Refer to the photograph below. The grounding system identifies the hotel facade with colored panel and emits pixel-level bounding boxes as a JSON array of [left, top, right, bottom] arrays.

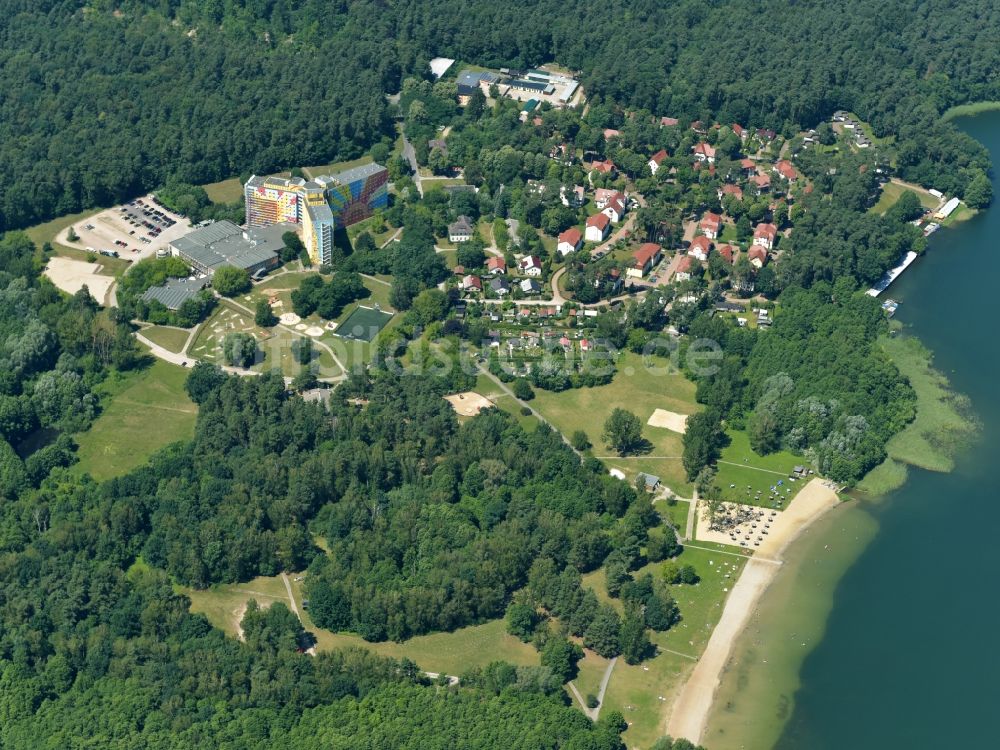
[[244, 163, 388, 265]]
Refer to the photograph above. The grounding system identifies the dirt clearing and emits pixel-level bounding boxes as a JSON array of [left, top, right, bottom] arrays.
[[647, 408, 689, 433], [444, 391, 494, 416]]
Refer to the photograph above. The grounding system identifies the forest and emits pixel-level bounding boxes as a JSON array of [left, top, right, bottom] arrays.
[[0, 227, 645, 748], [1, 0, 998, 233]]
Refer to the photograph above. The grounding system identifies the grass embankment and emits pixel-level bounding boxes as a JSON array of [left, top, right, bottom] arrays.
[[303, 155, 373, 180], [857, 334, 977, 495], [941, 101, 1000, 122], [74, 359, 197, 481], [140, 325, 190, 354], [201, 177, 244, 204], [531, 351, 699, 495]]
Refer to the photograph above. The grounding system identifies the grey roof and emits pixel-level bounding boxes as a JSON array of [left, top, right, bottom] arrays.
[[140, 276, 209, 310], [306, 202, 334, 223], [170, 220, 286, 272], [637, 472, 660, 488], [328, 161, 387, 186], [449, 215, 474, 235], [490, 277, 510, 291], [457, 70, 499, 90], [246, 174, 305, 190]]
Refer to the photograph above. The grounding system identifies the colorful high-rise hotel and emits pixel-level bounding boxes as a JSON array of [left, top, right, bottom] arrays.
[[244, 163, 388, 265]]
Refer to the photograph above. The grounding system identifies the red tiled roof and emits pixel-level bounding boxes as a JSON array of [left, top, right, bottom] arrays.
[[700, 212, 722, 231], [754, 223, 778, 241], [650, 149, 668, 164], [487, 257, 506, 271], [676, 255, 694, 272], [660, 116, 679, 126], [559, 227, 582, 246], [721, 184, 743, 199], [587, 213, 610, 229], [748, 246, 768, 263], [690, 236, 713, 256], [693, 143, 716, 158], [717, 244, 736, 263], [633, 242, 661, 267], [741, 158, 756, 169]]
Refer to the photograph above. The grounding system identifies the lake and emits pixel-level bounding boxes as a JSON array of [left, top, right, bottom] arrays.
[[705, 111, 1000, 749]]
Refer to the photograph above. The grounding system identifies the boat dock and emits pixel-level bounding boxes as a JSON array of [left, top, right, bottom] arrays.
[[867, 251, 918, 297]]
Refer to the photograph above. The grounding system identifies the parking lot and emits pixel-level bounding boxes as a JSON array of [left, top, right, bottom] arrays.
[[56, 194, 193, 265]]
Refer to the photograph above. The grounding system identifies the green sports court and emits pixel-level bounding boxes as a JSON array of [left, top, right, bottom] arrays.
[[335, 306, 393, 341]]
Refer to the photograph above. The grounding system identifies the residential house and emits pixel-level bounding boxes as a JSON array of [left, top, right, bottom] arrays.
[[594, 188, 615, 208], [740, 158, 756, 176], [756, 128, 777, 142], [716, 244, 737, 264], [751, 173, 772, 193], [518, 255, 542, 277], [453, 265, 465, 276], [603, 128, 621, 140], [461, 274, 483, 292], [580, 338, 592, 352], [448, 215, 474, 243], [748, 245, 768, 269], [601, 193, 627, 223], [775, 160, 797, 182], [692, 143, 716, 163], [732, 123, 748, 141], [688, 236, 712, 262], [628, 242, 663, 278], [660, 116, 679, 127], [561, 184, 586, 207], [589, 159, 616, 176], [699, 212, 722, 240], [486, 256, 507, 274], [557, 227, 583, 256], [490, 277, 511, 296], [585, 213, 611, 242], [719, 183, 744, 201], [674, 255, 694, 282], [520, 278, 542, 294], [428, 139, 448, 155], [753, 223, 778, 250], [648, 149, 668, 175]]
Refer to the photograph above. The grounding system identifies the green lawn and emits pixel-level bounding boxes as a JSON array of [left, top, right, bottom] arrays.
[[141, 325, 190, 353], [713, 429, 808, 507], [185, 573, 539, 676], [870, 181, 939, 215], [600, 545, 749, 747], [201, 177, 244, 204], [74, 359, 197, 481], [531, 351, 699, 495], [24, 207, 102, 247]]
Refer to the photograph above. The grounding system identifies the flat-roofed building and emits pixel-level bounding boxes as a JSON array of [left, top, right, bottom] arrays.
[[169, 220, 285, 276]]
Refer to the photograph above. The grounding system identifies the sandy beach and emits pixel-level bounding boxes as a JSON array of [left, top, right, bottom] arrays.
[[665, 478, 841, 744]]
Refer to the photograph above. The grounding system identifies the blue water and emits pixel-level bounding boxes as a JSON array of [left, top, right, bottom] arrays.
[[775, 112, 1000, 749]]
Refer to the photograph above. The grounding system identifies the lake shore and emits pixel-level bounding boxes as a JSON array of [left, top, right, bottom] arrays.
[[665, 479, 841, 744]]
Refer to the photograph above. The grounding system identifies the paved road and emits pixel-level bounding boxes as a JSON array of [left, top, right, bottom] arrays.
[[401, 132, 424, 197]]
